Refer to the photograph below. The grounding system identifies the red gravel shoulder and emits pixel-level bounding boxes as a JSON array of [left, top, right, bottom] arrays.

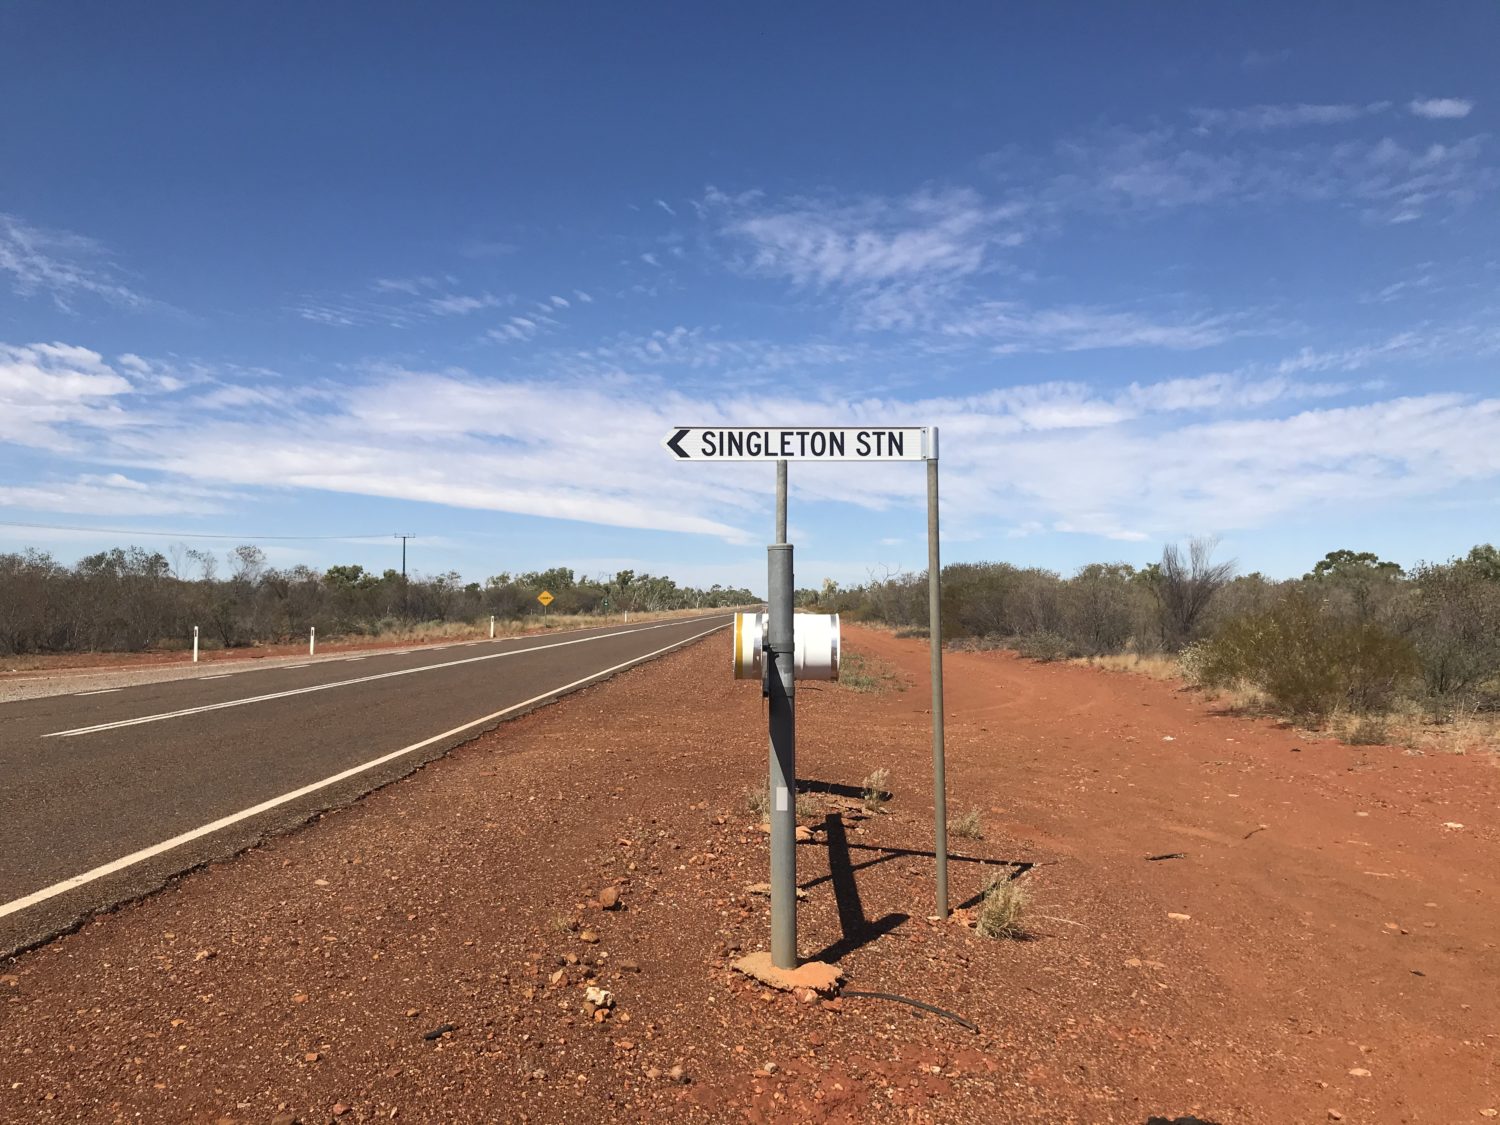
[[1, 626, 1496, 1123]]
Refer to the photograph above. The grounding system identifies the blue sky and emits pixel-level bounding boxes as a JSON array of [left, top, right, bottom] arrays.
[[2, 2, 1497, 593]]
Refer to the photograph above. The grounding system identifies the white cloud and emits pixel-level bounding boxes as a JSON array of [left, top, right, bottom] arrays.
[[0, 474, 239, 517], [655, 199, 677, 216], [1409, 97, 1473, 120], [942, 302, 1238, 353], [0, 213, 152, 311], [1050, 125, 1494, 224], [0, 342, 135, 447], [6, 331, 1500, 549], [708, 186, 1022, 289], [1190, 103, 1379, 133]]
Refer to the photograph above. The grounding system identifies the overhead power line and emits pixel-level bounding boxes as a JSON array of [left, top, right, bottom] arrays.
[[0, 521, 398, 542]]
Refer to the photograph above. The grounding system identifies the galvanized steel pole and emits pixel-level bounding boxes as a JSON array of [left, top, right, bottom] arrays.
[[768, 460, 798, 968], [928, 429, 949, 918]]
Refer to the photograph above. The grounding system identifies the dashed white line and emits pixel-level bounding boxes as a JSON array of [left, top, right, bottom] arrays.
[[2, 622, 726, 921], [74, 689, 121, 697], [44, 617, 727, 739]]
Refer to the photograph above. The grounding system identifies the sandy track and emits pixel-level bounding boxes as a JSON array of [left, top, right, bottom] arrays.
[[1, 626, 1495, 1123]]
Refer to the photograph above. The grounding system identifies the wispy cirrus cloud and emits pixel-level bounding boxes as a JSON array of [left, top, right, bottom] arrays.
[[1409, 97, 1474, 120], [706, 185, 1024, 290], [7, 325, 1500, 544], [1048, 124, 1494, 224], [941, 302, 1241, 353], [1190, 102, 1385, 133], [0, 213, 154, 312]]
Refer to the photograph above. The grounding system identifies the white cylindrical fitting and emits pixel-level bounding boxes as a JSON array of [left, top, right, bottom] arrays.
[[309, 626, 316, 656], [192, 625, 199, 664], [733, 611, 840, 681]]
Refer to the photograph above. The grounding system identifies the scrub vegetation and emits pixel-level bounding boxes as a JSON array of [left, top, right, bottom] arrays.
[[808, 540, 1500, 749], [0, 545, 755, 655]]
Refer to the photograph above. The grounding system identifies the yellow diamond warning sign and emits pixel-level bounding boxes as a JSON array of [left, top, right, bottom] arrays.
[[537, 590, 554, 607]]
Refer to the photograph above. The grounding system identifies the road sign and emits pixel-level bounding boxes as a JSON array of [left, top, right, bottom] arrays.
[[537, 590, 554, 607], [663, 426, 930, 462]]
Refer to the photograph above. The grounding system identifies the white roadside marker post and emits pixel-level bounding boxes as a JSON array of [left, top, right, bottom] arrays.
[[192, 625, 199, 664], [309, 627, 316, 657], [490, 615, 496, 639]]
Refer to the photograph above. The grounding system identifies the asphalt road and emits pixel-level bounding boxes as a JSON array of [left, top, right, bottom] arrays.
[[0, 614, 731, 957]]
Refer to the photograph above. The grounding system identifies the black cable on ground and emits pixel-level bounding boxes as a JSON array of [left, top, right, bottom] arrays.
[[841, 990, 978, 1033]]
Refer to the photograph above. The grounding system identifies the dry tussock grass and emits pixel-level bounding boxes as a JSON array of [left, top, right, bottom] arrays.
[[1074, 652, 1183, 681]]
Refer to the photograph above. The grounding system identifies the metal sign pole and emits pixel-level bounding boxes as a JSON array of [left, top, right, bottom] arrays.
[[767, 459, 798, 968], [927, 427, 949, 918]]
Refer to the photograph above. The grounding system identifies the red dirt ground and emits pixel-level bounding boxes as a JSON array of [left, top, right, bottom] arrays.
[[1, 626, 1496, 1124]]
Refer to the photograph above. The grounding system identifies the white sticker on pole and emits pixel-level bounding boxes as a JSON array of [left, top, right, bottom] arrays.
[[664, 427, 931, 461], [733, 612, 840, 681], [775, 786, 789, 812]]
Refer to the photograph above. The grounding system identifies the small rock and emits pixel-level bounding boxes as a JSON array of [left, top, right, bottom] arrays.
[[1347, 1067, 1371, 1077], [1481, 1111, 1498, 1119], [1443, 822, 1465, 830], [270, 1115, 299, 1125], [761, 1062, 778, 1074], [579, 930, 600, 945], [1327, 1112, 1343, 1122], [1166, 912, 1191, 922], [794, 826, 814, 842], [194, 949, 216, 962], [614, 1039, 634, 1051], [1124, 958, 1143, 968], [291, 993, 309, 1004], [599, 887, 621, 910], [584, 986, 614, 1009], [668, 1065, 687, 1084], [618, 960, 641, 974], [646, 1067, 662, 1081], [549, 970, 566, 986], [331, 1106, 350, 1118], [304, 1052, 320, 1063]]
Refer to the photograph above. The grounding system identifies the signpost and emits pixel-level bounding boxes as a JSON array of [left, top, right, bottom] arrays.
[[537, 589, 554, 617], [667, 425, 947, 971]]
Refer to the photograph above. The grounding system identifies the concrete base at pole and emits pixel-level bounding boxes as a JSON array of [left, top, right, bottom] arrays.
[[731, 952, 842, 996]]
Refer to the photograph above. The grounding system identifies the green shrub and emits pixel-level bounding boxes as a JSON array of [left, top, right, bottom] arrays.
[[1196, 592, 1420, 720], [1014, 631, 1075, 662]]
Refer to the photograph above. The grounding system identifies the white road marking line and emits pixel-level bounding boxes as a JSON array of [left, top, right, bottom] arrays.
[[43, 617, 727, 739], [283, 663, 311, 669], [1, 622, 727, 922], [74, 689, 121, 697], [202, 674, 234, 680]]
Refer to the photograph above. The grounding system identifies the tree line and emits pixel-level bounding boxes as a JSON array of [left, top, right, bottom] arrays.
[[0, 545, 756, 655], [807, 541, 1500, 724]]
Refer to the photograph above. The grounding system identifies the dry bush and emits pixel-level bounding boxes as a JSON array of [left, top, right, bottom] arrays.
[[1196, 592, 1420, 721], [951, 809, 984, 839], [861, 768, 891, 813], [1013, 631, 1075, 662], [1345, 715, 1391, 746], [744, 784, 770, 821], [976, 873, 1029, 940]]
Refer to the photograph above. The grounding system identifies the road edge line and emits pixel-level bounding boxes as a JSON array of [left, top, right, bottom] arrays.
[[1, 622, 727, 928]]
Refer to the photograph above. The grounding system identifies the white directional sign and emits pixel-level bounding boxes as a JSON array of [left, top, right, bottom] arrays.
[[663, 426, 932, 462]]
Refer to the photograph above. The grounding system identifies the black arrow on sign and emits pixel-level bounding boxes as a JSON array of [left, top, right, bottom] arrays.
[[665, 428, 691, 458]]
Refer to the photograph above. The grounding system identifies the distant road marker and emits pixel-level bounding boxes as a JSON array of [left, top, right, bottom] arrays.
[[43, 617, 724, 739]]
